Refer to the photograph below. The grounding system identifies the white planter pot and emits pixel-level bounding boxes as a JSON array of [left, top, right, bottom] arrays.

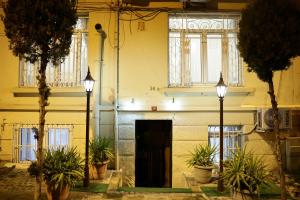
[[194, 165, 213, 183]]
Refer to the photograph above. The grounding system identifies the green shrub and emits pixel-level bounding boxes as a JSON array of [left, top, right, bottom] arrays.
[[223, 147, 269, 196], [186, 144, 216, 167], [43, 147, 84, 191], [89, 137, 114, 165]]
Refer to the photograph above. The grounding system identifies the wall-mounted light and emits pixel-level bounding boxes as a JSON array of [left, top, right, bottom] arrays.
[[164, 97, 181, 111], [121, 97, 139, 110]]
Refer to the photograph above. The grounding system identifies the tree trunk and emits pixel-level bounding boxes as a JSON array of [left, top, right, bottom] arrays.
[[34, 54, 50, 200], [268, 79, 286, 200]]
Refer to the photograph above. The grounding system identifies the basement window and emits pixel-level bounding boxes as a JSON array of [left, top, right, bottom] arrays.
[[18, 128, 37, 162], [47, 128, 70, 149], [15, 125, 71, 162], [208, 125, 243, 163], [168, 13, 243, 87], [19, 17, 88, 87]]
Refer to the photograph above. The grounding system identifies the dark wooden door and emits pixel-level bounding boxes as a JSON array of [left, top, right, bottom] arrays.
[[135, 120, 172, 187]]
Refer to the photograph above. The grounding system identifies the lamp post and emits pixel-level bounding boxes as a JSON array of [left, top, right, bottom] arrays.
[[83, 67, 95, 187], [216, 72, 227, 192]]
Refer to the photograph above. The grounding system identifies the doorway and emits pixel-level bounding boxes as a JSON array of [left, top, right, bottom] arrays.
[[135, 120, 172, 187]]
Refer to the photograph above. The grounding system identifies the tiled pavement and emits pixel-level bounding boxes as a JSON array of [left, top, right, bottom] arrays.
[[2, 163, 296, 200], [0, 164, 212, 200]]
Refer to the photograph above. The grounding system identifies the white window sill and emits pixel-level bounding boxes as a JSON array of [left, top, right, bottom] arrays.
[[12, 87, 87, 97], [161, 86, 255, 97]]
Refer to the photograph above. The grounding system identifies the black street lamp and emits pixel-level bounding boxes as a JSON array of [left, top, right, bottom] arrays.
[[83, 67, 95, 187], [216, 72, 227, 192]]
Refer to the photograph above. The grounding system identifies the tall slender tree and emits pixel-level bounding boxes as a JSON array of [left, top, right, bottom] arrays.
[[2, 0, 77, 199], [238, 0, 300, 199]]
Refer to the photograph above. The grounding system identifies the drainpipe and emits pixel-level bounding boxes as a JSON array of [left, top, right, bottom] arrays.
[[95, 23, 107, 137], [114, 3, 120, 170]]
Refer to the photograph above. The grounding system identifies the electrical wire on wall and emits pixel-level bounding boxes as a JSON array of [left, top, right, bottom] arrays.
[[238, 124, 257, 135], [77, 1, 170, 22], [108, 3, 168, 48], [119, 9, 164, 21], [77, 0, 174, 50]]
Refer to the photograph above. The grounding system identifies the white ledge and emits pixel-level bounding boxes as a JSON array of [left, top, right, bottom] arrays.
[[117, 105, 256, 112], [12, 87, 87, 97], [0, 104, 88, 112], [161, 86, 255, 97]]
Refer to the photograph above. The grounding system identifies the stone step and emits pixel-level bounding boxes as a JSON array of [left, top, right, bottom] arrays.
[[107, 170, 123, 192]]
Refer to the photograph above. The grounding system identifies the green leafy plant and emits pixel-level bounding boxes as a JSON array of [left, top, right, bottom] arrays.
[[43, 147, 84, 191], [89, 137, 114, 164], [223, 147, 269, 197], [187, 144, 216, 167]]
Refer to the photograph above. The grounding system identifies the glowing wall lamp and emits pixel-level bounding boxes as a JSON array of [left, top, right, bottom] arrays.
[[83, 67, 95, 187], [216, 72, 227, 192]]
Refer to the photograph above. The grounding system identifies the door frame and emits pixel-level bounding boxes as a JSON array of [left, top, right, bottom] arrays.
[[134, 119, 173, 187]]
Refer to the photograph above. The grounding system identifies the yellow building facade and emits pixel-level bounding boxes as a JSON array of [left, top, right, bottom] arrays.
[[0, 0, 300, 187]]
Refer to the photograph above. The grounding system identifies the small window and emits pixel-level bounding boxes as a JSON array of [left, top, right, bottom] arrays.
[[19, 17, 88, 87], [16, 125, 71, 162], [208, 125, 243, 163], [168, 14, 243, 87], [48, 128, 69, 149], [19, 128, 37, 162]]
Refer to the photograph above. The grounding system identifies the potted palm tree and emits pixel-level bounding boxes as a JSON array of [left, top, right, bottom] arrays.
[[186, 144, 216, 183], [223, 147, 269, 200], [42, 147, 83, 200], [89, 136, 114, 179]]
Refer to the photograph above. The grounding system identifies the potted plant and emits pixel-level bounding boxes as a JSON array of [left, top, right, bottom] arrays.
[[186, 144, 216, 183], [223, 147, 269, 200], [89, 136, 114, 179], [29, 147, 83, 200]]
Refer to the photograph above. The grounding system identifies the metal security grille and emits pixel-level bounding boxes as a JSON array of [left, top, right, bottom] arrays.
[[13, 124, 72, 163], [19, 17, 88, 87], [18, 128, 37, 162], [208, 125, 243, 163], [47, 128, 69, 150], [169, 13, 242, 87]]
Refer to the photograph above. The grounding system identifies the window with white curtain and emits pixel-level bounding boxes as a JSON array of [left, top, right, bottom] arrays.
[[19, 17, 88, 87], [16, 126, 70, 162], [19, 128, 37, 161], [169, 14, 242, 87], [48, 128, 69, 149], [208, 125, 243, 163]]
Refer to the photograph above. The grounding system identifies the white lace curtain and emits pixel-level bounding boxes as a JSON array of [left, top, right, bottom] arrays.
[[168, 13, 242, 87]]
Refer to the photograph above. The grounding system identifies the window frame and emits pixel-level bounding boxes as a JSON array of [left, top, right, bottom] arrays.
[[46, 127, 70, 150], [17, 128, 37, 162], [168, 12, 243, 87], [14, 124, 72, 163], [19, 16, 88, 88], [208, 125, 244, 164]]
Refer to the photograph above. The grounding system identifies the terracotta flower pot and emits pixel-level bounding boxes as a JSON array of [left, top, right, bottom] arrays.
[[92, 160, 109, 180], [194, 165, 214, 183], [46, 184, 70, 200]]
